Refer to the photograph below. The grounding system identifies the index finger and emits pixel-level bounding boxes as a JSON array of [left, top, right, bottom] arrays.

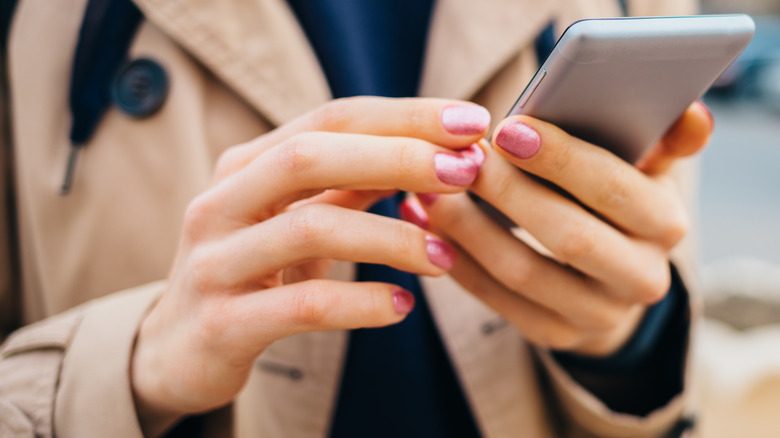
[[215, 97, 491, 180]]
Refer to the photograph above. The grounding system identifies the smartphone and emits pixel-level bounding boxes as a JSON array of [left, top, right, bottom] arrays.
[[508, 14, 755, 163], [476, 15, 755, 227]]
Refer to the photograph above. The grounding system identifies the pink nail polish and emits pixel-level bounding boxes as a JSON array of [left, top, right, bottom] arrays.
[[392, 289, 415, 314], [442, 105, 491, 135], [417, 193, 439, 206], [426, 236, 456, 270], [399, 198, 429, 229], [434, 153, 479, 186], [458, 143, 485, 167], [495, 120, 541, 159]]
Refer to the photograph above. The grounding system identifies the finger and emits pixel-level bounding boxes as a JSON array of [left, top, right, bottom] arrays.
[[231, 280, 415, 340], [636, 101, 713, 175], [215, 97, 491, 180], [488, 117, 688, 247], [468, 147, 671, 303], [294, 189, 399, 212], [416, 193, 630, 331], [213, 204, 457, 285], [443, 243, 584, 351], [213, 133, 482, 223]]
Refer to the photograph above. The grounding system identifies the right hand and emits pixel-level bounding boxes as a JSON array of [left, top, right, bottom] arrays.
[[130, 97, 490, 432]]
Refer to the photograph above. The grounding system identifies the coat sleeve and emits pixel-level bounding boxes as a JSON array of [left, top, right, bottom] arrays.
[[0, 282, 163, 438]]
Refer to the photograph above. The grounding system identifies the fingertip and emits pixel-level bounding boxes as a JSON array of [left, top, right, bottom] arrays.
[[426, 235, 457, 270], [392, 288, 416, 314], [694, 100, 714, 131], [399, 197, 430, 229], [441, 104, 491, 136]]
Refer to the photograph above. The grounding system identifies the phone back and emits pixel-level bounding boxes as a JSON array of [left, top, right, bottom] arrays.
[[508, 15, 755, 163]]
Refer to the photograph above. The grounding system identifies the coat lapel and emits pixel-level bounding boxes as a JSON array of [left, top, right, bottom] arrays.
[[131, 0, 331, 126], [419, 0, 559, 100]]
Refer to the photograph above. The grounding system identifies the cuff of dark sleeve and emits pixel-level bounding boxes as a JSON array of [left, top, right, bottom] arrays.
[[551, 264, 691, 416]]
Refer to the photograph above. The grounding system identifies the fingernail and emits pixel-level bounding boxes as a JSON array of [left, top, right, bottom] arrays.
[[399, 198, 429, 229], [698, 101, 714, 129], [434, 153, 479, 186], [458, 143, 485, 167], [392, 288, 415, 314], [417, 193, 439, 206], [426, 236, 456, 270], [442, 105, 491, 135], [495, 120, 541, 159]]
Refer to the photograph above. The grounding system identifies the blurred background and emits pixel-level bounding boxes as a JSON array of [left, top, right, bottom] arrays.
[[694, 0, 780, 436]]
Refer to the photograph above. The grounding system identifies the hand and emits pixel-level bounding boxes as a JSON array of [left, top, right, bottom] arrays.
[[130, 97, 490, 432], [404, 102, 712, 357]]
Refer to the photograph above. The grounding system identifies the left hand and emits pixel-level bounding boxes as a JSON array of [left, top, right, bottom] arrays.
[[402, 102, 712, 356]]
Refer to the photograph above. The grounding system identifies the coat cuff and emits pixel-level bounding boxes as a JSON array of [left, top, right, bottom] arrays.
[[537, 348, 689, 438], [534, 264, 696, 438], [54, 282, 163, 438]]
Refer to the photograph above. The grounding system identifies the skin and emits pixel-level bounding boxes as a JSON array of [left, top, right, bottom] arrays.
[[131, 97, 712, 434], [132, 97, 488, 434], [415, 101, 712, 355]]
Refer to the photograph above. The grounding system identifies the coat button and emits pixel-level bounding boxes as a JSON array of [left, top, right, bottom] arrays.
[[112, 58, 169, 118]]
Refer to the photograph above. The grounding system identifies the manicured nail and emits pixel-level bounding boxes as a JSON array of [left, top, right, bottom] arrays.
[[442, 105, 491, 135], [458, 143, 485, 167], [434, 153, 479, 186], [417, 193, 439, 206], [495, 120, 541, 159], [698, 101, 714, 129], [392, 288, 415, 314], [399, 198, 429, 229], [426, 236, 456, 270]]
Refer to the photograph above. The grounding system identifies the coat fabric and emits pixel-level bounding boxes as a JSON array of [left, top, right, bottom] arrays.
[[0, 0, 700, 437]]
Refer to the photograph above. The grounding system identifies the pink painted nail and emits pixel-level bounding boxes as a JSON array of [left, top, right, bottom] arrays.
[[417, 193, 439, 206], [434, 153, 479, 186], [458, 143, 485, 167], [399, 198, 429, 229], [495, 120, 541, 159], [426, 236, 456, 270], [441, 105, 491, 135], [392, 289, 415, 314]]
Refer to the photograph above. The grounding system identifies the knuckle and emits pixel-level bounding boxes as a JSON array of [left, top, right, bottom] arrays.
[[556, 222, 598, 264], [406, 99, 430, 133], [214, 146, 243, 179], [183, 194, 216, 241], [635, 262, 671, 304], [659, 207, 690, 249], [395, 141, 420, 182], [534, 323, 580, 351], [597, 166, 633, 209], [393, 221, 420, 260], [548, 134, 574, 173], [490, 170, 519, 211], [502, 259, 534, 293], [290, 286, 333, 327], [311, 98, 353, 131], [197, 297, 232, 338], [276, 134, 317, 174], [285, 205, 329, 249], [583, 305, 625, 333]]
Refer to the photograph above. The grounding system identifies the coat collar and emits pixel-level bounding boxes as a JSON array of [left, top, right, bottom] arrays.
[[131, 0, 565, 126]]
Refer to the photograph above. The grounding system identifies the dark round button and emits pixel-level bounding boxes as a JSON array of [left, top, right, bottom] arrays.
[[112, 58, 169, 118]]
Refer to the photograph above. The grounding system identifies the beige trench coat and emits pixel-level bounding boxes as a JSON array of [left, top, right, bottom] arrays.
[[0, 0, 699, 436]]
